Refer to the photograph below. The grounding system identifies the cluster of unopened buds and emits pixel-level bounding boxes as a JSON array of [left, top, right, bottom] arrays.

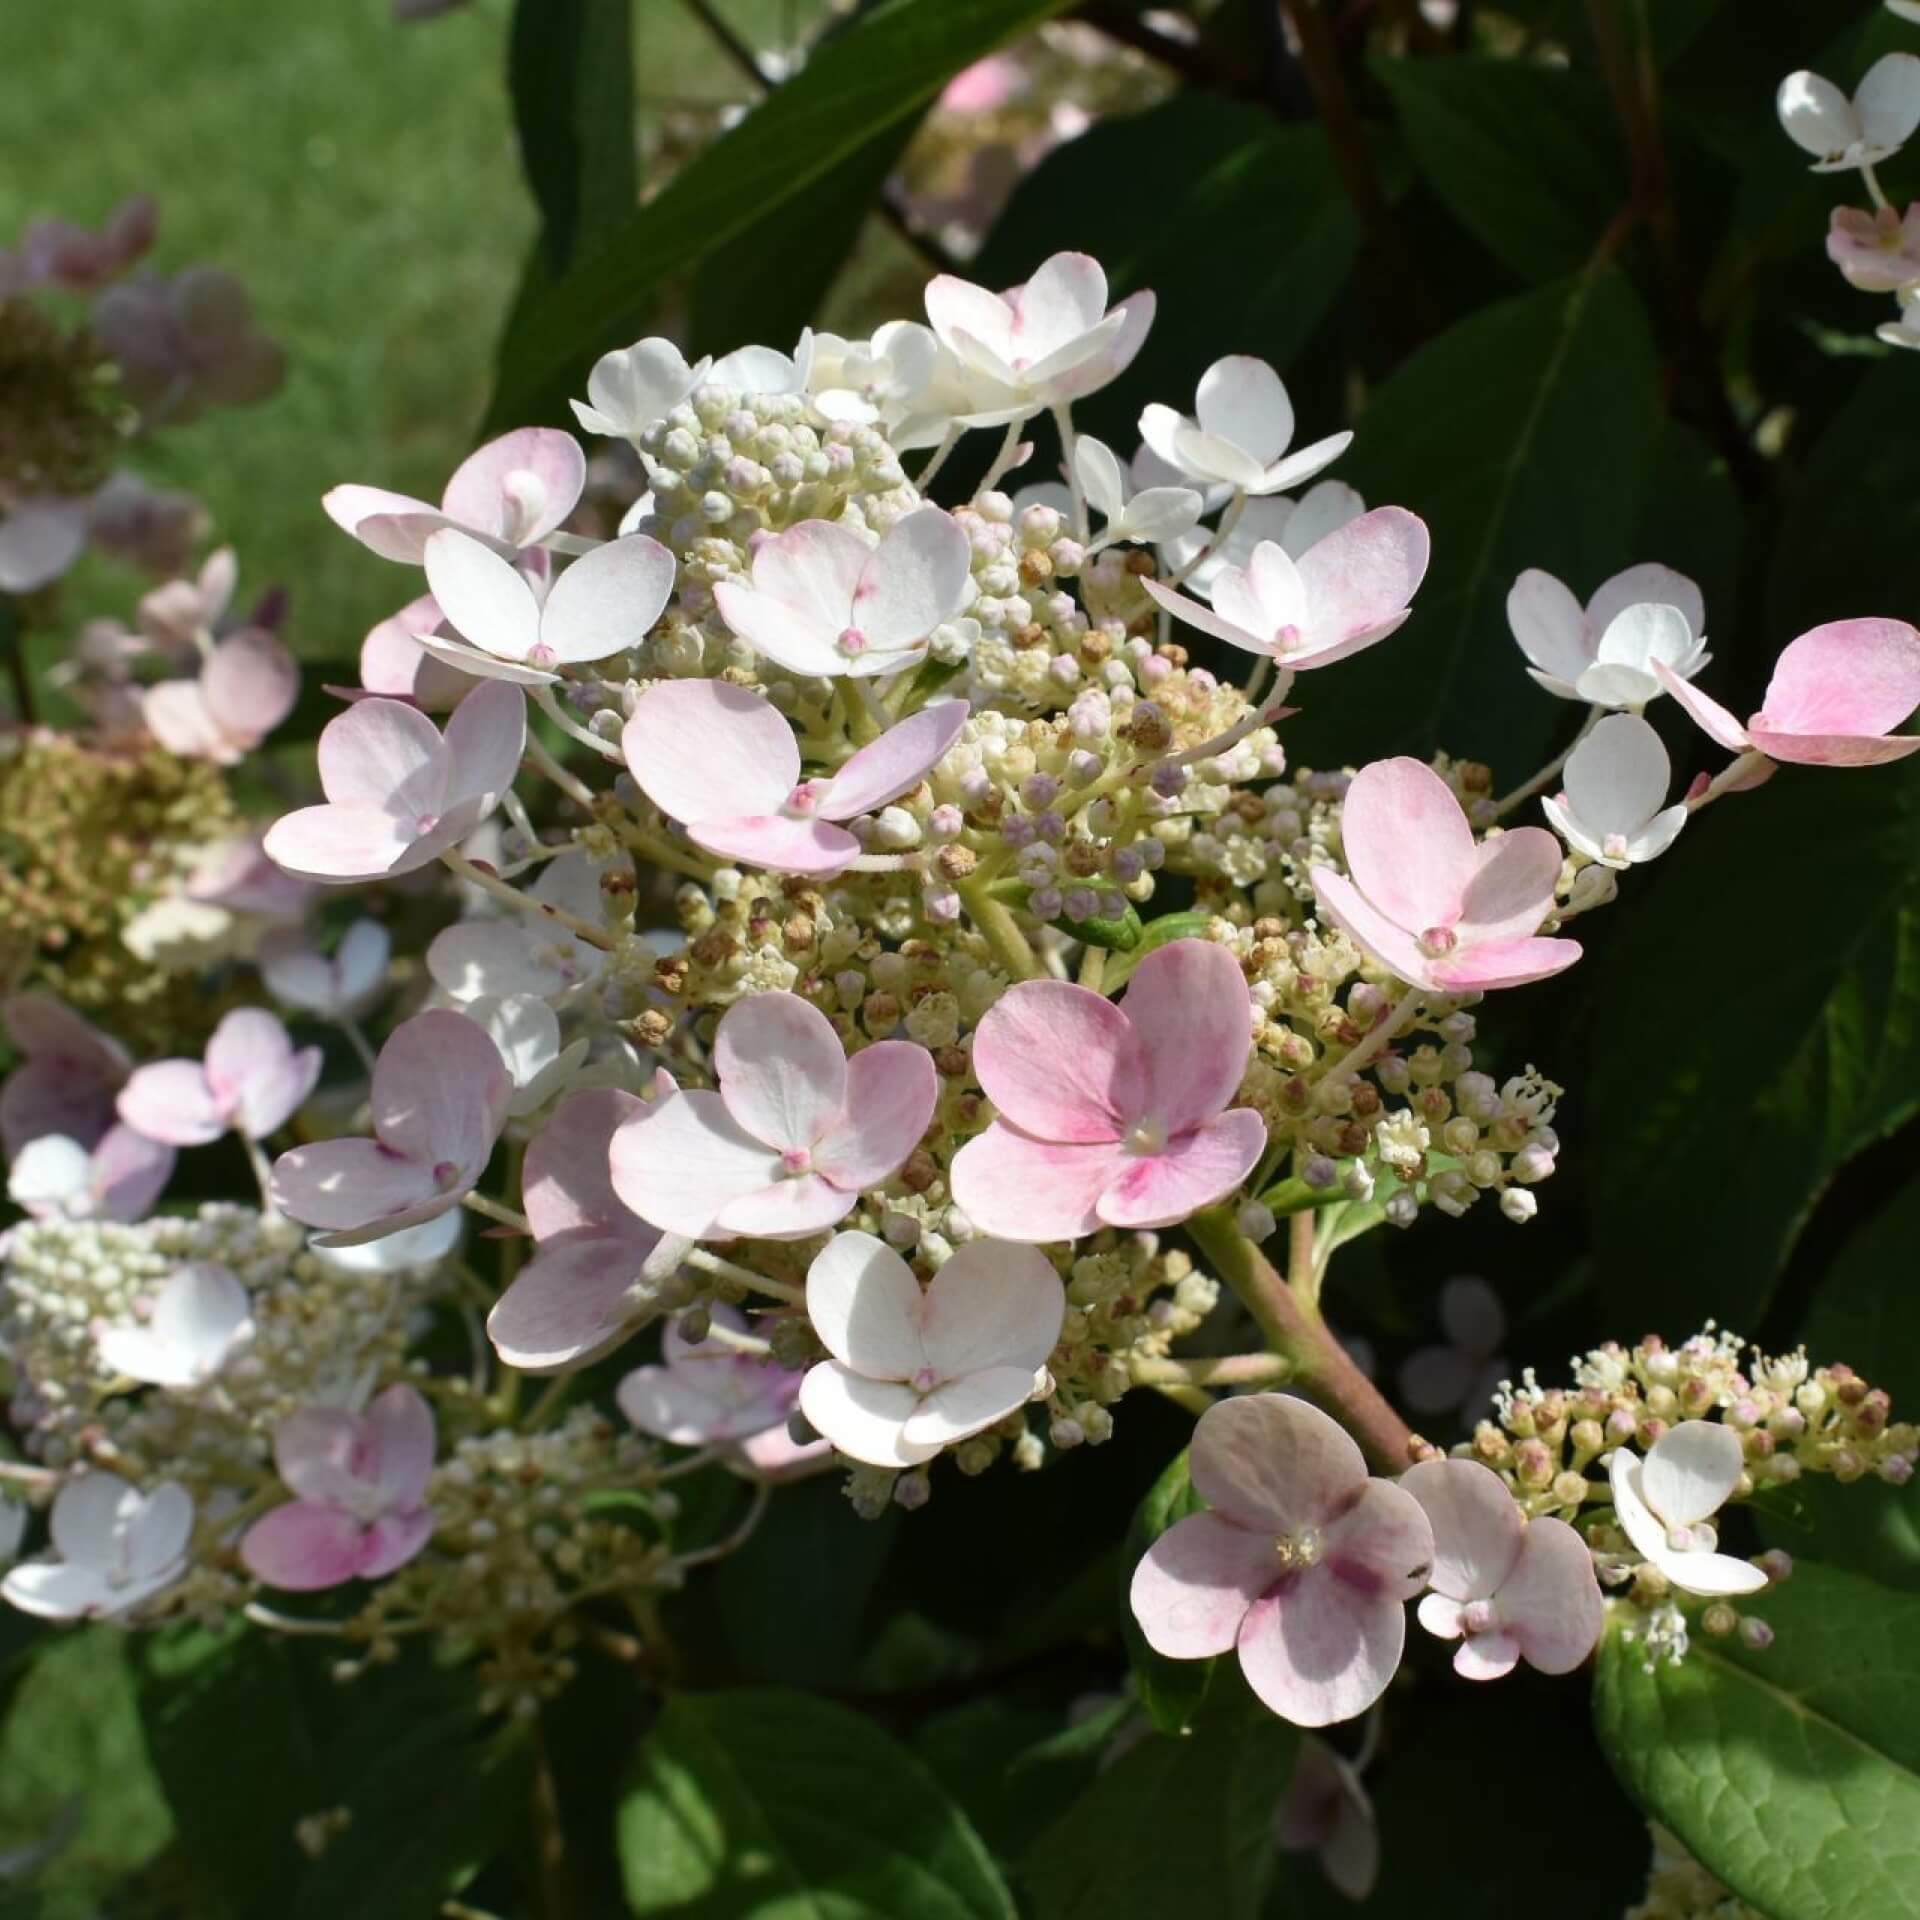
[[1779, 8, 1920, 347], [1, 203, 1915, 1765]]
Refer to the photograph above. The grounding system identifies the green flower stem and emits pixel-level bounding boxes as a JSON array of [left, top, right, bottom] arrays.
[[1129, 1352, 1293, 1389], [1189, 1205, 1417, 1471], [960, 882, 1044, 981]]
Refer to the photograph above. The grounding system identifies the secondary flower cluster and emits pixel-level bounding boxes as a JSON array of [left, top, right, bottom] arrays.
[[0, 225, 1914, 1749]]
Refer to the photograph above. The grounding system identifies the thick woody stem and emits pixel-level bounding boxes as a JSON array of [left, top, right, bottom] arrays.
[[1189, 1206, 1418, 1471]]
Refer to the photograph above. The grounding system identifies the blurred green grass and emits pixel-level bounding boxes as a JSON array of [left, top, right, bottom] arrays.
[[0, 0, 808, 661]]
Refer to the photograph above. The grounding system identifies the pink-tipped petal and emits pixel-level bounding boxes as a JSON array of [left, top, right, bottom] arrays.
[[116, 1060, 223, 1147], [1120, 940, 1253, 1136], [90, 1124, 175, 1221], [1653, 659, 1751, 751], [1096, 1107, 1267, 1229], [524, 1088, 645, 1240], [804, 1229, 927, 1379], [1129, 1509, 1274, 1658], [371, 1008, 510, 1171], [241, 1503, 368, 1591], [1338, 758, 1477, 934], [1309, 866, 1439, 991], [1191, 1393, 1367, 1535], [948, 1126, 1127, 1242], [809, 1041, 938, 1193], [1747, 725, 1920, 767], [1295, 507, 1428, 648], [608, 1088, 782, 1240], [919, 1237, 1064, 1379], [713, 1173, 856, 1240], [1500, 1515, 1604, 1674], [819, 700, 970, 820], [1756, 617, 1920, 740], [714, 993, 848, 1152], [1139, 573, 1271, 655], [273, 1406, 363, 1506], [1236, 1569, 1404, 1728], [202, 630, 298, 742], [689, 814, 861, 875], [317, 696, 447, 811], [621, 679, 797, 824], [1399, 1458, 1523, 1601], [1457, 827, 1562, 944], [971, 979, 1143, 1143], [362, 1384, 436, 1508], [539, 534, 676, 664], [441, 427, 585, 544], [1322, 1480, 1436, 1604], [1430, 933, 1582, 992], [357, 1508, 434, 1580]]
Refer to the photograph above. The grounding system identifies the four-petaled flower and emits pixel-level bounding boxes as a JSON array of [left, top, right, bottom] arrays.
[[2, 1474, 193, 1620], [609, 994, 937, 1241], [1143, 512, 1429, 673], [623, 679, 968, 875], [1129, 1394, 1434, 1727], [117, 1008, 322, 1147], [1608, 1422, 1768, 1598], [1139, 355, 1352, 497], [1657, 617, 1920, 767], [258, 919, 392, 1021], [270, 1008, 511, 1245], [143, 628, 299, 765], [1311, 759, 1580, 994], [95, 1262, 255, 1390], [949, 939, 1268, 1242], [1541, 712, 1688, 870], [1506, 564, 1708, 708], [1827, 204, 1920, 291], [1401, 1456, 1604, 1679], [1777, 54, 1920, 173], [263, 678, 526, 883], [1274, 1737, 1379, 1903], [240, 1385, 437, 1591], [797, 1230, 1064, 1468], [712, 508, 973, 680]]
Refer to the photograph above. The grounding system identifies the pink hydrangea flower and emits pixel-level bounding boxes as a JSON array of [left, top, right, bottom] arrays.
[[1159, 477, 1365, 600], [924, 251, 1155, 420], [1777, 54, 1920, 172], [1139, 355, 1352, 497], [240, 1385, 436, 1591], [262, 679, 525, 883], [415, 528, 675, 685], [488, 1088, 692, 1373], [712, 508, 973, 680], [623, 680, 968, 875], [1827, 204, 1920, 290], [142, 628, 298, 765], [427, 850, 615, 1002], [95, 1263, 254, 1390], [90, 265, 286, 427], [618, 1304, 803, 1446], [948, 939, 1266, 1242], [1656, 617, 1920, 767], [270, 1009, 510, 1245], [1311, 759, 1580, 993], [2, 1473, 192, 1621], [257, 919, 391, 1021], [1274, 1737, 1379, 1902], [1401, 1457, 1604, 1679], [118, 1008, 321, 1148], [609, 993, 938, 1241], [1128, 1394, 1434, 1727], [1142, 513, 1428, 670], [797, 1230, 1064, 1467], [324, 428, 587, 564]]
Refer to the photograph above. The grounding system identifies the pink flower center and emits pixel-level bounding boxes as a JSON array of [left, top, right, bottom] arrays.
[[1124, 1117, 1169, 1157], [1273, 1525, 1323, 1573], [782, 780, 822, 818], [1462, 1598, 1499, 1635], [1602, 832, 1629, 859], [1274, 622, 1304, 654], [911, 1364, 939, 1392], [417, 811, 441, 835], [837, 627, 868, 656], [527, 641, 556, 668], [432, 1159, 464, 1191], [1417, 925, 1457, 958], [779, 1147, 812, 1176]]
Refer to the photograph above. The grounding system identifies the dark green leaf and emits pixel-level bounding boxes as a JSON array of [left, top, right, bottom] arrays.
[[618, 1688, 1017, 1918], [1586, 754, 1920, 1332], [1024, 1674, 1296, 1920], [486, 0, 1080, 430], [1374, 57, 1624, 282], [1058, 903, 1142, 953], [1118, 1448, 1213, 1734], [1291, 270, 1660, 772], [976, 99, 1358, 444], [1594, 1564, 1920, 1917], [508, 0, 636, 276]]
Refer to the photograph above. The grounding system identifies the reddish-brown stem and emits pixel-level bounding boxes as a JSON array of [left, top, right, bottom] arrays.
[[1189, 1206, 1419, 1471]]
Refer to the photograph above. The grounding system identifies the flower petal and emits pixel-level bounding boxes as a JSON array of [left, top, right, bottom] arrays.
[[202, 630, 298, 742], [690, 814, 862, 875], [852, 508, 972, 654], [1096, 1107, 1267, 1230], [714, 992, 849, 1152], [488, 1228, 674, 1372], [901, 1365, 1040, 1448], [818, 700, 969, 820], [358, 1508, 434, 1580], [371, 1007, 511, 1171], [1310, 867, 1438, 989], [1195, 355, 1293, 466], [798, 1362, 935, 1467], [363, 1383, 436, 1508], [1505, 569, 1590, 685], [1398, 1458, 1523, 1602], [1562, 712, 1671, 839], [268, 1138, 443, 1234], [423, 529, 543, 663], [714, 1174, 856, 1239], [1339, 757, 1478, 935], [971, 979, 1143, 1143], [440, 676, 527, 810], [1127, 1509, 1279, 1658], [919, 1236, 1063, 1379], [1191, 1393, 1367, 1534], [1499, 1515, 1604, 1674], [1776, 70, 1859, 159], [1652, 658, 1751, 750], [1430, 933, 1582, 993], [525, 1088, 646, 1240], [241, 1502, 368, 1591], [1756, 618, 1920, 742], [809, 1041, 937, 1193], [440, 427, 585, 545], [1295, 507, 1428, 652], [117, 1060, 222, 1146], [1120, 939, 1252, 1137], [948, 1126, 1126, 1242], [539, 534, 676, 664], [1139, 574, 1270, 655], [622, 678, 797, 824], [1642, 1420, 1744, 1527], [1457, 827, 1561, 945], [1236, 1566, 1403, 1728], [1586, 563, 1705, 642], [608, 1088, 783, 1239], [316, 695, 446, 811], [263, 803, 422, 884], [804, 1229, 926, 1378]]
